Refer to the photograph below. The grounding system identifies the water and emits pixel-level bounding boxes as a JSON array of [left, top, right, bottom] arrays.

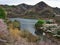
[[10, 18, 38, 35]]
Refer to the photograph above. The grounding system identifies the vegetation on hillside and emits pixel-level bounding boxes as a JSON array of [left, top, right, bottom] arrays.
[[0, 7, 7, 19], [35, 19, 60, 40]]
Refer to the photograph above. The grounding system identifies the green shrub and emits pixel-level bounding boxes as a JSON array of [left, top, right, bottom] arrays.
[[0, 7, 7, 19], [35, 19, 45, 26], [35, 19, 45, 28], [35, 19, 45, 35]]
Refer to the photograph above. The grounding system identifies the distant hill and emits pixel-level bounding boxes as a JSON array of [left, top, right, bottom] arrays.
[[0, 1, 60, 19], [53, 7, 60, 15], [0, 4, 33, 18], [24, 1, 55, 19]]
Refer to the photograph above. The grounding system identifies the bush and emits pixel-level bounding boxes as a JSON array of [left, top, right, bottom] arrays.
[[35, 19, 45, 27], [35, 20, 45, 35], [0, 7, 7, 19], [13, 20, 20, 30]]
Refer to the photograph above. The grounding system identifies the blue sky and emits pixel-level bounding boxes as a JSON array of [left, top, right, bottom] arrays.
[[0, 0, 60, 8]]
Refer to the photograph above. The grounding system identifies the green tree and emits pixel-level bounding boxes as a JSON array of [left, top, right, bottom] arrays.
[[0, 7, 7, 19], [35, 19, 45, 27], [35, 19, 45, 35]]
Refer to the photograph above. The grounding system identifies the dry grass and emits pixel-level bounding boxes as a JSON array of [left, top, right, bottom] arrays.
[[19, 30, 40, 42]]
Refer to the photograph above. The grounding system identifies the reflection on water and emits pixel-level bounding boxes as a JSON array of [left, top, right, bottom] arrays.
[[10, 18, 38, 35]]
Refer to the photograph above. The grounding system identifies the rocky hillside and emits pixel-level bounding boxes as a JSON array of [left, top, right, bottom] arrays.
[[0, 4, 33, 18], [24, 1, 55, 19], [53, 7, 60, 15], [0, 1, 60, 18]]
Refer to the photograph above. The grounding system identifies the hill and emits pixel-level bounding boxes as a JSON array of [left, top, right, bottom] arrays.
[[0, 1, 60, 19]]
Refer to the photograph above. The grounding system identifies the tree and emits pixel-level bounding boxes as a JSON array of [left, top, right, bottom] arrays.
[[35, 19, 45, 28], [35, 19, 45, 35], [0, 7, 7, 19]]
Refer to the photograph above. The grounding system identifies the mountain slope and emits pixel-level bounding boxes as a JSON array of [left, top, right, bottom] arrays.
[[53, 7, 60, 15], [0, 1, 60, 18], [0, 4, 33, 18], [24, 1, 55, 19]]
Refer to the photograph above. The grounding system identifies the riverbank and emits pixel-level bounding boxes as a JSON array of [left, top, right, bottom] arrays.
[[0, 19, 60, 45]]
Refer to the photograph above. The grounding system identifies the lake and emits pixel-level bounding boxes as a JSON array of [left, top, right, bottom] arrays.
[[10, 18, 38, 35]]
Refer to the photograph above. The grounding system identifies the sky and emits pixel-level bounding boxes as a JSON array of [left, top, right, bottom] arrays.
[[0, 0, 60, 8]]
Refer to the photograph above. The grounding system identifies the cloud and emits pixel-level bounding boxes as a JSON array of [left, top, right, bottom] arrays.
[[44, 0, 60, 7]]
